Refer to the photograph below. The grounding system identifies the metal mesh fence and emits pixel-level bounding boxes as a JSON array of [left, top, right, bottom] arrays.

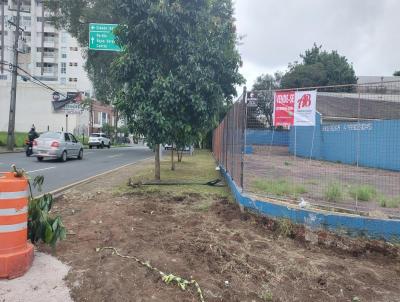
[[214, 81, 400, 218], [213, 92, 246, 188]]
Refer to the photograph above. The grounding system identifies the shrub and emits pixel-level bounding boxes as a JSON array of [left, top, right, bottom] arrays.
[[349, 185, 377, 201], [325, 183, 343, 202]]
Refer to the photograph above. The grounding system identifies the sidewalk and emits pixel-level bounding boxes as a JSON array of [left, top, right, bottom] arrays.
[[0, 147, 24, 154]]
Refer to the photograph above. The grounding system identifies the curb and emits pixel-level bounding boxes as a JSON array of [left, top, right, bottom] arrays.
[[0, 149, 25, 154], [40, 157, 153, 198]]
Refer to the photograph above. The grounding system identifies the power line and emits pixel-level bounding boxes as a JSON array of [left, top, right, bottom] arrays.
[[0, 60, 66, 97]]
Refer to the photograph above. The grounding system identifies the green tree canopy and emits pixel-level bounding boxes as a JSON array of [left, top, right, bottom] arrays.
[[112, 0, 243, 177], [281, 44, 357, 89], [250, 73, 282, 128], [44, 0, 121, 102], [394, 70, 400, 76]]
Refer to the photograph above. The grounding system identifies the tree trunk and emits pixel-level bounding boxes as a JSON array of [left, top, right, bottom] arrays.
[[178, 150, 183, 162], [155, 144, 161, 180], [171, 147, 175, 170]]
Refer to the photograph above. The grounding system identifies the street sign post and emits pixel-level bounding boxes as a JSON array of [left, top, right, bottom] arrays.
[[89, 23, 121, 51]]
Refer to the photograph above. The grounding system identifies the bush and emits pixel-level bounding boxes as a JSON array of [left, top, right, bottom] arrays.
[[325, 183, 343, 202], [349, 185, 377, 201]]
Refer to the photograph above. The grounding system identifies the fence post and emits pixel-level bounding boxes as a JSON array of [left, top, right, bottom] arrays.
[[240, 86, 247, 191]]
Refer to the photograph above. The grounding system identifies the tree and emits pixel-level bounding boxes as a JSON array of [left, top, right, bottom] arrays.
[[281, 44, 357, 89], [250, 73, 282, 128], [113, 0, 243, 179], [394, 71, 400, 76], [44, 0, 121, 102]]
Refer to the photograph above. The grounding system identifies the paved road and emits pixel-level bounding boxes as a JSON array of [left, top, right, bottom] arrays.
[[0, 146, 153, 196]]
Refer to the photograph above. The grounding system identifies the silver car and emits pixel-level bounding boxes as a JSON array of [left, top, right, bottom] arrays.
[[32, 132, 83, 162]]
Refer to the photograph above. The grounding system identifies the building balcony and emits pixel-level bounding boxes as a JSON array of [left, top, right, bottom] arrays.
[[8, 5, 31, 13]]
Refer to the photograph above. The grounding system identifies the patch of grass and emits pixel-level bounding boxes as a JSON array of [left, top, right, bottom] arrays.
[[349, 185, 377, 202], [125, 150, 230, 199], [284, 161, 291, 166], [259, 284, 273, 301], [0, 132, 27, 148], [324, 183, 343, 202], [253, 179, 307, 198], [378, 195, 400, 208]]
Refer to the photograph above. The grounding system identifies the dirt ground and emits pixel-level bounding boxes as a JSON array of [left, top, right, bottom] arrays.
[[245, 146, 400, 217], [38, 157, 400, 302]]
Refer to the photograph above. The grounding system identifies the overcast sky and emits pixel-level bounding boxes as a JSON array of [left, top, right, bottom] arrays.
[[234, 0, 400, 88]]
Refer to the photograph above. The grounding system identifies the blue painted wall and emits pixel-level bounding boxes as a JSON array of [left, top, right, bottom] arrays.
[[288, 113, 322, 159], [220, 166, 400, 241], [246, 129, 289, 146], [289, 116, 400, 171]]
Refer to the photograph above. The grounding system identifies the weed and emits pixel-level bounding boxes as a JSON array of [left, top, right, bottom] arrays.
[[276, 218, 295, 238], [259, 284, 273, 301], [253, 179, 307, 198], [349, 185, 377, 201], [284, 161, 291, 166], [324, 183, 343, 202], [378, 195, 400, 208]]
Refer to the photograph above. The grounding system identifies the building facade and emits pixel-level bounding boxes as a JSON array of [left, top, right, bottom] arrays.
[[0, 0, 98, 134], [0, 0, 91, 92]]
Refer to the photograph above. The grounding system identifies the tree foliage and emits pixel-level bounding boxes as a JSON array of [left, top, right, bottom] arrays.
[[112, 0, 243, 175], [281, 43, 357, 89], [394, 70, 400, 76], [44, 0, 121, 102], [250, 73, 282, 128]]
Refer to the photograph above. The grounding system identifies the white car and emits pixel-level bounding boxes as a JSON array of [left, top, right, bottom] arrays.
[[88, 133, 111, 149]]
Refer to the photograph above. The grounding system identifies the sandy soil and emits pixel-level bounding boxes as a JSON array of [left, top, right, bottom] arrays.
[[0, 252, 72, 302], [36, 161, 400, 302], [245, 146, 400, 216]]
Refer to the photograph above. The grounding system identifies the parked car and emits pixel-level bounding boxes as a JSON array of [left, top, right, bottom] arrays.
[[32, 132, 83, 162], [88, 133, 111, 149]]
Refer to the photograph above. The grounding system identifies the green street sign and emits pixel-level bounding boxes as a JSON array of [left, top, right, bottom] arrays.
[[89, 23, 121, 51]]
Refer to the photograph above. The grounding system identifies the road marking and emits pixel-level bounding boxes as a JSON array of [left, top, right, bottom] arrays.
[[85, 151, 93, 155], [27, 166, 56, 173], [107, 154, 122, 158]]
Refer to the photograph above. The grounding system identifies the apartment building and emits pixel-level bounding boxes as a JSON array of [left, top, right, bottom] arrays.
[[0, 0, 95, 133]]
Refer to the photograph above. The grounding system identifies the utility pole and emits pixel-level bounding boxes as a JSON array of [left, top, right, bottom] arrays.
[[7, 0, 22, 151], [1, 0, 4, 74]]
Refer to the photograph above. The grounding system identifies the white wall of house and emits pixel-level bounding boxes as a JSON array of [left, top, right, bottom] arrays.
[[0, 82, 89, 133]]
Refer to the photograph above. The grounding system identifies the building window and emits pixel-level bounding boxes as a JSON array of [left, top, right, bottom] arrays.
[[69, 62, 78, 67], [69, 47, 78, 51], [60, 77, 66, 85], [69, 78, 77, 82], [61, 62, 66, 74], [60, 47, 67, 59], [102, 112, 108, 125], [61, 32, 67, 43]]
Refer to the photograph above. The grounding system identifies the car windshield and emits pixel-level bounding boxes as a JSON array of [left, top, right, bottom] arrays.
[[90, 134, 100, 137], [40, 132, 61, 139]]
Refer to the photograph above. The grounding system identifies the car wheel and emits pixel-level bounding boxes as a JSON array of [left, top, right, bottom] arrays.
[[37, 157, 43, 162], [107, 143, 111, 149], [60, 151, 67, 162], [78, 149, 83, 160], [101, 142, 105, 149], [89, 145, 92, 149]]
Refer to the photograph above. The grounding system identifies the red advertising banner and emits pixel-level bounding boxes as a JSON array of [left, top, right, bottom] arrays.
[[273, 91, 295, 126]]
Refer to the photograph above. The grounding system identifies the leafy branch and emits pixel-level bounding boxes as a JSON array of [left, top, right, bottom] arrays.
[[97, 247, 205, 302]]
